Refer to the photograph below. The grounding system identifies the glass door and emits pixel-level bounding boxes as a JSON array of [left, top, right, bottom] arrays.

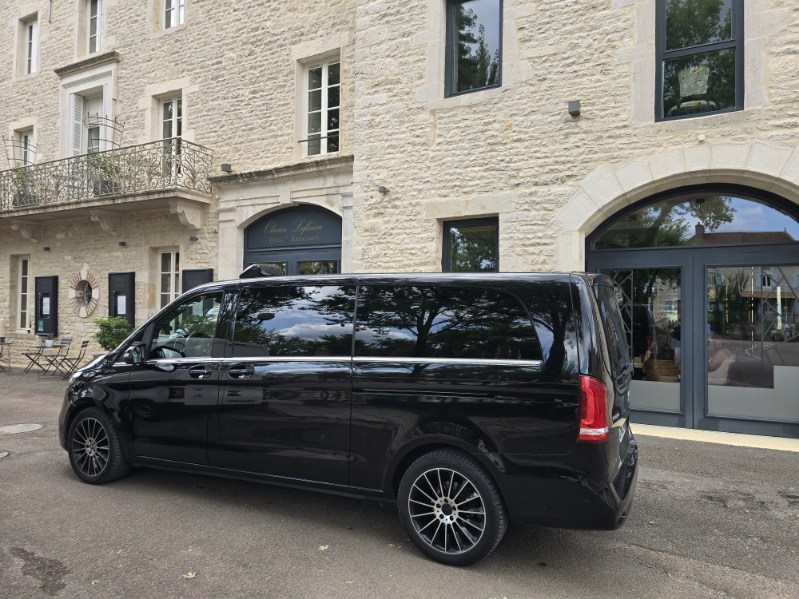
[[705, 264, 799, 424], [606, 268, 683, 415]]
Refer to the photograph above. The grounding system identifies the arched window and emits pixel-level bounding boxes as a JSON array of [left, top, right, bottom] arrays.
[[592, 187, 799, 250]]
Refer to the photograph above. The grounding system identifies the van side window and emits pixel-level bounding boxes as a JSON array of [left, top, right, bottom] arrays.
[[232, 286, 355, 357], [355, 285, 542, 360], [150, 292, 224, 359]]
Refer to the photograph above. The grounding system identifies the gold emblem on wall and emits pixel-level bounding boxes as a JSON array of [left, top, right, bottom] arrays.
[[68, 265, 101, 318]]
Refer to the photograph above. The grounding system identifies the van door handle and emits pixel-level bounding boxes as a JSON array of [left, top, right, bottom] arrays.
[[188, 365, 213, 379], [228, 364, 255, 379]]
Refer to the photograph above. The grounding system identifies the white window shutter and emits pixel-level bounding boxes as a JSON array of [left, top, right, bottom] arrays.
[[97, 0, 104, 52], [70, 94, 85, 156]]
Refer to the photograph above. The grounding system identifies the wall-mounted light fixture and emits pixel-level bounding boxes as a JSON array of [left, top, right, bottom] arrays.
[[568, 100, 581, 118], [220, 163, 233, 173], [189, 235, 199, 242], [118, 241, 127, 247], [378, 186, 390, 194]]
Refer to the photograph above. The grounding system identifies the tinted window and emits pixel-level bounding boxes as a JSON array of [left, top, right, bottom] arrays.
[[232, 285, 354, 357], [355, 285, 541, 360], [593, 283, 631, 377], [150, 292, 223, 359]]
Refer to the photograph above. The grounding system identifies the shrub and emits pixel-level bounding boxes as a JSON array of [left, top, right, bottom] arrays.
[[94, 316, 133, 351]]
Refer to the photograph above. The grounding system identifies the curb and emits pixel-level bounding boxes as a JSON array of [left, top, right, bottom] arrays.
[[634, 423, 799, 453]]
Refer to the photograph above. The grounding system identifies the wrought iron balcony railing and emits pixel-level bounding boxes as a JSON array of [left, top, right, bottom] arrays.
[[0, 138, 213, 212]]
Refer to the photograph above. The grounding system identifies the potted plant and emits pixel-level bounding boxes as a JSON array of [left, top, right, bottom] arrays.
[[11, 167, 36, 207], [45, 333, 55, 348], [88, 153, 122, 196], [93, 316, 133, 351]]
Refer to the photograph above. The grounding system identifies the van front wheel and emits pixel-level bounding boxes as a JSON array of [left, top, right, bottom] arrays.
[[397, 449, 507, 566], [67, 407, 130, 484]]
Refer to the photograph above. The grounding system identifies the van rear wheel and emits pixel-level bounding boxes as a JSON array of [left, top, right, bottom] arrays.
[[397, 449, 507, 566]]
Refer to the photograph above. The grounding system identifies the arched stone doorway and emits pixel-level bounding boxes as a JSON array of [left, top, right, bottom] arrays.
[[586, 184, 799, 438], [244, 205, 342, 276]]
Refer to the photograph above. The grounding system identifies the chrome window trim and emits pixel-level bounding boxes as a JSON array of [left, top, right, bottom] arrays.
[[353, 356, 542, 368], [201, 356, 542, 368]]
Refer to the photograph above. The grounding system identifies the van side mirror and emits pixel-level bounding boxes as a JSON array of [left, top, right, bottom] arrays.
[[130, 342, 145, 365], [119, 342, 146, 365]]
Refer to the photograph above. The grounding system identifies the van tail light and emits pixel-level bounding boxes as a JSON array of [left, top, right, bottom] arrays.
[[578, 375, 609, 442]]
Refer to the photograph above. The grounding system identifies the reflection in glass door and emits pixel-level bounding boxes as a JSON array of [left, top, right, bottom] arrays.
[[606, 269, 682, 413], [706, 265, 799, 423]]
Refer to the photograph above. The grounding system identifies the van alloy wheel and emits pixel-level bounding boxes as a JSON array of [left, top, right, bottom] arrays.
[[67, 407, 131, 484], [398, 449, 507, 566], [408, 467, 486, 554], [70, 417, 110, 478]]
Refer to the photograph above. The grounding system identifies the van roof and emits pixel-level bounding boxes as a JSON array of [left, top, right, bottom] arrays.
[[200, 271, 590, 290]]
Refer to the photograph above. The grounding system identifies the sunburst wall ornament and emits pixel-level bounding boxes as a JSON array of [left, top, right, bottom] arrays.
[[68, 265, 101, 318]]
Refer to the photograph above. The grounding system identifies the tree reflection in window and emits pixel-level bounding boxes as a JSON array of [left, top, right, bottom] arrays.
[[448, 0, 501, 95], [232, 286, 355, 357], [355, 286, 541, 361], [660, 0, 740, 119], [594, 192, 799, 250]]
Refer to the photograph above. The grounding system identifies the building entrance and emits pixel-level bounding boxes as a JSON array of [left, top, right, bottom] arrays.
[[244, 206, 342, 276], [587, 185, 799, 438]]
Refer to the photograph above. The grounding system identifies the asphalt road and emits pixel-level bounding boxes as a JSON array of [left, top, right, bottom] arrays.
[[1, 372, 797, 599]]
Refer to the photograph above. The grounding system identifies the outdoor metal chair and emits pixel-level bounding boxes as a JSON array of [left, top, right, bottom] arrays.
[[43, 337, 72, 376], [60, 340, 91, 379], [22, 337, 49, 373]]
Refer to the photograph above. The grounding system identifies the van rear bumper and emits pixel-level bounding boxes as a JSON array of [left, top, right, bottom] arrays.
[[496, 436, 639, 530]]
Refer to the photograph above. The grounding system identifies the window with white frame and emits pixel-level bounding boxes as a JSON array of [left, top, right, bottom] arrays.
[[17, 256, 31, 331], [161, 97, 182, 140], [161, 97, 182, 177], [13, 129, 35, 166], [87, 0, 103, 54], [69, 91, 105, 155], [304, 61, 340, 156], [159, 250, 180, 308], [19, 15, 38, 75], [164, 0, 185, 29]]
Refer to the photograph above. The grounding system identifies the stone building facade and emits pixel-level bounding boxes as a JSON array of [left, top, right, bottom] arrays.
[[1, 1, 798, 436]]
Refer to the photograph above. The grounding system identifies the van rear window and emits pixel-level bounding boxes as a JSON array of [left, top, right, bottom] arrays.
[[355, 285, 542, 361], [593, 284, 630, 376]]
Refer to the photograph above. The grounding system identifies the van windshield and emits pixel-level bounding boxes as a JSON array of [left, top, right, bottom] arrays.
[[593, 283, 631, 378]]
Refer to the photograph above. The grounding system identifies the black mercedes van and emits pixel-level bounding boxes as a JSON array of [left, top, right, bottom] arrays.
[[59, 272, 638, 565]]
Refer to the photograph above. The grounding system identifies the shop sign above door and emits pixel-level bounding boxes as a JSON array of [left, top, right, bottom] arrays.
[[246, 207, 342, 250]]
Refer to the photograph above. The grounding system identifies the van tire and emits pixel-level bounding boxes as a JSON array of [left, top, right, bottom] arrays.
[[67, 407, 131, 484], [397, 449, 507, 566]]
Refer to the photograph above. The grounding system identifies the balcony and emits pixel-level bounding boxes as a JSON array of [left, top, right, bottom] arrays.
[[0, 139, 213, 234]]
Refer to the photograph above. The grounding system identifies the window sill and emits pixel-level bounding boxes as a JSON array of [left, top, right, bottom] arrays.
[[427, 85, 504, 110], [656, 108, 746, 127]]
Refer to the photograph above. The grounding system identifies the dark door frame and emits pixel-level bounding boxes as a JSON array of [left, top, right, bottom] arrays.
[[587, 242, 799, 438]]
